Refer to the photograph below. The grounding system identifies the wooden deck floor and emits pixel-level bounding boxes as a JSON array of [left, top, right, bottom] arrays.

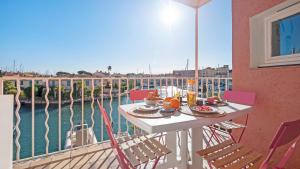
[[13, 128, 230, 169], [13, 142, 120, 169]]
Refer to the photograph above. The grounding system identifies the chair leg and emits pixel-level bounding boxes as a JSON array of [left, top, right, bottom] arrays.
[[143, 162, 148, 169], [229, 133, 237, 143], [152, 157, 161, 169], [208, 126, 221, 145], [237, 114, 249, 143]]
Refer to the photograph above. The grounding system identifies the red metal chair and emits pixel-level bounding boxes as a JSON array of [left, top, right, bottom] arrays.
[[97, 100, 171, 169], [198, 119, 300, 169], [207, 90, 256, 144]]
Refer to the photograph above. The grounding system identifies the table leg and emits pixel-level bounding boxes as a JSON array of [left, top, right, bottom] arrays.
[[190, 127, 203, 169], [179, 130, 188, 169], [157, 131, 177, 169]]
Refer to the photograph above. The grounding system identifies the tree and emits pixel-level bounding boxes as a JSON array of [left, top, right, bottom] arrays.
[[77, 70, 92, 76], [56, 71, 71, 77], [94, 86, 102, 97], [113, 83, 118, 89], [4, 81, 17, 95], [107, 66, 112, 74], [24, 86, 38, 99]]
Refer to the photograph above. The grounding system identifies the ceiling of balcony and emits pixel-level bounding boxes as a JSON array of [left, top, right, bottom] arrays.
[[173, 0, 211, 8]]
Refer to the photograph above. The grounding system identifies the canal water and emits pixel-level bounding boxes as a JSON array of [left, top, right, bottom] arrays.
[[14, 96, 131, 160]]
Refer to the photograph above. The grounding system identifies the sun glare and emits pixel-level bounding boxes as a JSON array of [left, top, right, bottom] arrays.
[[160, 4, 180, 28]]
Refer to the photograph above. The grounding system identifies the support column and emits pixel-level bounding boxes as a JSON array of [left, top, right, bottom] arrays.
[[195, 8, 199, 97]]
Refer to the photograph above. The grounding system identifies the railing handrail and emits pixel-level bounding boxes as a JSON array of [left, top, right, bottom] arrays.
[[0, 76, 232, 80]]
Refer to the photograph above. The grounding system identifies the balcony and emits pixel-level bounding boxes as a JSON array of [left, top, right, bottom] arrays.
[[1, 0, 300, 168], [0, 76, 232, 169]]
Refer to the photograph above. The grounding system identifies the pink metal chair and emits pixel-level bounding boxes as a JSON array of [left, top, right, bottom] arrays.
[[129, 89, 164, 139], [198, 119, 300, 169], [207, 90, 256, 145], [97, 100, 171, 169], [129, 89, 158, 103], [260, 119, 300, 169]]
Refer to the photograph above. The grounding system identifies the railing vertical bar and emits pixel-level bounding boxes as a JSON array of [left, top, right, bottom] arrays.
[[81, 79, 84, 146], [176, 78, 179, 93], [126, 78, 129, 134], [166, 78, 168, 97], [200, 77, 204, 98], [91, 79, 95, 140], [206, 78, 209, 98], [134, 78, 136, 90], [44, 79, 50, 155], [109, 78, 113, 127], [218, 78, 221, 98], [58, 79, 61, 151], [31, 79, 35, 158], [69, 79, 74, 147], [212, 78, 214, 96], [225, 78, 228, 91], [15, 80, 21, 160], [101, 78, 104, 141], [118, 79, 121, 134], [160, 78, 162, 96], [171, 78, 174, 97], [181, 78, 184, 96], [0, 79, 3, 95]]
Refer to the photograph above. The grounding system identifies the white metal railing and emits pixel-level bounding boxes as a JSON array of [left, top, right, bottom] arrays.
[[0, 76, 232, 162]]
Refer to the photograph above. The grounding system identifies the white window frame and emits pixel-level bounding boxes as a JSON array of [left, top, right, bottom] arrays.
[[264, 2, 300, 65]]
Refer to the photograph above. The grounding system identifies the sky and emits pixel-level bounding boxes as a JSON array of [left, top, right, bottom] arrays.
[[0, 0, 232, 74]]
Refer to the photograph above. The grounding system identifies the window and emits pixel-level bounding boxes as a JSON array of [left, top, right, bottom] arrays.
[[67, 81, 70, 87], [265, 3, 300, 65], [271, 13, 300, 57], [250, 1, 300, 68]]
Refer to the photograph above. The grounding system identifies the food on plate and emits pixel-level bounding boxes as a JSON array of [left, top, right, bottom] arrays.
[[146, 91, 161, 100], [162, 97, 180, 110], [207, 96, 222, 104], [193, 106, 213, 112], [163, 97, 173, 102], [170, 98, 180, 109], [162, 101, 172, 110]]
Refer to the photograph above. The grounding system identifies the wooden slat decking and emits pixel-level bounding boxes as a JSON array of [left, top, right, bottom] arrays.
[[13, 142, 120, 169], [13, 127, 231, 169]]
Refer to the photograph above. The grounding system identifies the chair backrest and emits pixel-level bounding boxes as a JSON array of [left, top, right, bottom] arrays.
[[129, 89, 157, 102], [223, 90, 256, 106], [260, 119, 300, 169], [269, 119, 300, 149], [96, 100, 133, 169]]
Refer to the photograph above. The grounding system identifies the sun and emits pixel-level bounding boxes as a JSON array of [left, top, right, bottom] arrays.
[[160, 4, 180, 28]]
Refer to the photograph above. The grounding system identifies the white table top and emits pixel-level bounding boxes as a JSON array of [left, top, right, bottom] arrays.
[[119, 102, 252, 134]]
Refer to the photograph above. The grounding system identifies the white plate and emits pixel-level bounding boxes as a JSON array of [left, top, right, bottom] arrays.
[[136, 105, 159, 112], [160, 107, 176, 113]]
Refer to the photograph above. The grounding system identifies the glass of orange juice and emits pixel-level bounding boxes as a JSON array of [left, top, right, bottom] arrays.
[[187, 79, 196, 106], [187, 91, 196, 106]]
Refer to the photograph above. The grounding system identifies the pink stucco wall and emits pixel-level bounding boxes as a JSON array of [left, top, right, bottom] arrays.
[[232, 0, 300, 168]]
